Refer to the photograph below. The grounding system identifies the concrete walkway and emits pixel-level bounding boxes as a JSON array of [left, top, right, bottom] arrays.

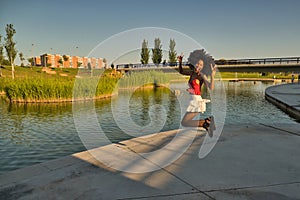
[[1, 123, 300, 200], [266, 83, 300, 121]]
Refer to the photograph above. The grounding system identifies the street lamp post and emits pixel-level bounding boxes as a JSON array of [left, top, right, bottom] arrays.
[[31, 44, 35, 66]]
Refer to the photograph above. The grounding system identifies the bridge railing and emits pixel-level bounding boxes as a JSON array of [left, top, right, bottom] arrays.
[[116, 57, 300, 69], [116, 63, 183, 69], [215, 57, 300, 65]]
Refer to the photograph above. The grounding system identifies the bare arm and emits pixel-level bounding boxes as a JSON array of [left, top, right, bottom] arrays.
[[177, 54, 190, 76], [201, 64, 217, 90]]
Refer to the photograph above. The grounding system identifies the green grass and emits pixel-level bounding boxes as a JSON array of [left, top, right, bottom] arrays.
[[217, 72, 294, 79], [118, 70, 172, 88], [0, 65, 79, 78]]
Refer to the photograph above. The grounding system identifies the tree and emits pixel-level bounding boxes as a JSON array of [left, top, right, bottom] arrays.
[[168, 39, 177, 65], [140, 39, 150, 64], [27, 57, 33, 67], [152, 38, 162, 64], [2, 59, 10, 66], [62, 55, 69, 68], [58, 58, 63, 69], [0, 33, 4, 76], [19, 52, 25, 67], [103, 58, 107, 69], [77, 62, 82, 68], [4, 24, 17, 79], [88, 62, 92, 70], [27, 57, 33, 64]]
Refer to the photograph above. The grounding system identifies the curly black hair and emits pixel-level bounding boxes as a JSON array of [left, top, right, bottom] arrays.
[[187, 49, 215, 75]]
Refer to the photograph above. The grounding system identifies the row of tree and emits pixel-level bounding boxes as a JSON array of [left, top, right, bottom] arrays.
[[140, 38, 177, 65], [0, 24, 18, 79]]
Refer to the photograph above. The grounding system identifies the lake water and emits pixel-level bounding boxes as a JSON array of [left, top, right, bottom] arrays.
[[0, 81, 298, 174]]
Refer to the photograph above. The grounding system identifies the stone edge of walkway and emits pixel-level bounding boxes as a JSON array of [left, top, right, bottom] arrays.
[[265, 83, 300, 121]]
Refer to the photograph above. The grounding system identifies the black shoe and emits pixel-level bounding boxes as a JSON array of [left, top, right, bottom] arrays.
[[203, 116, 215, 137]]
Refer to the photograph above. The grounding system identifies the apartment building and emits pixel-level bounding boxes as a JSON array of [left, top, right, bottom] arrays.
[[31, 56, 42, 66], [63, 55, 70, 68], [41, 54, 53, 67], [90, 58, 96, 69], [36, 54, 104, 68], [98, 58, 103, 68]]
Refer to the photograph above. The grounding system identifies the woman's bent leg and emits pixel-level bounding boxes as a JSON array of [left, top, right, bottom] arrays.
[[181, 112, 205, 127]]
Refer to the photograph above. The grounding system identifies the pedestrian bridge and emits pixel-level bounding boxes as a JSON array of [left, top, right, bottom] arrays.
[[116, 57, 300, 73]]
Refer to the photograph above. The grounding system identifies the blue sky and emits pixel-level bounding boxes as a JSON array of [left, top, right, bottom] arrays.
[[1, 0, 300, 64]]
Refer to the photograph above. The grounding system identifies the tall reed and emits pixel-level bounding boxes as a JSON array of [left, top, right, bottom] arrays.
[[2, 69, 174, 102], [118, 70, 171, 89], [4, 76, 119, 103]]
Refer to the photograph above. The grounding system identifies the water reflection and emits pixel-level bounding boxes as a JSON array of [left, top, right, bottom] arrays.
[[108, 87, 182, 140], [9, 101, 71, 114], [0, 100, 85, 172], [223, 81, 295, 124], [126, 87, 181, 130]]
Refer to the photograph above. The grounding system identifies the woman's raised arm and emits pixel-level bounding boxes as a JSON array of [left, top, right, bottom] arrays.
[[201, 64, 217, 90], [177, 54, 190, 76]]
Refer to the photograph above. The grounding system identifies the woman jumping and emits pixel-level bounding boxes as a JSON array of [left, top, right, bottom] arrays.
[[178, 49, 217, 136]]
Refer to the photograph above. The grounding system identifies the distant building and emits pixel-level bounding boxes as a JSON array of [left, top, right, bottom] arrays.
[[63, 55, 70, 68], [54, 54, 62, 68], [90, 58, 96, 69], [41, 54, 53, 67], [77, 57, 83, 68], [71, 56, 78, 68], [82, 57, 88, 68], [98, 58, 103, 68], [31, 56, 41, 66], [35, 53, 104, 68]]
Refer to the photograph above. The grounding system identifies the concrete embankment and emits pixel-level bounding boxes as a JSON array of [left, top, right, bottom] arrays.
[[220, 78, 293, 83], [265, 83, 300, 121]]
